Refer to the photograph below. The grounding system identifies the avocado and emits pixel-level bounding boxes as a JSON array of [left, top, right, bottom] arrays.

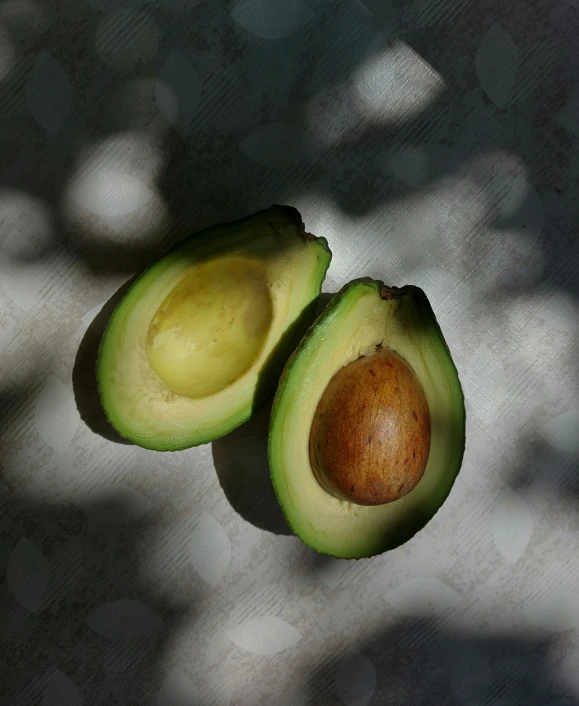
[[97, 206, 331, 450], [268, 278, 465, 559]]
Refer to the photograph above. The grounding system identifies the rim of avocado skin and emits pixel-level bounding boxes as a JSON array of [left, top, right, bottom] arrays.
[[268, 278, 466, 559], [96, 205, 332, 451]]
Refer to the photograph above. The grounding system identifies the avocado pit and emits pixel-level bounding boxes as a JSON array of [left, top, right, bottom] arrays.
[[309, 348, 431, 505]]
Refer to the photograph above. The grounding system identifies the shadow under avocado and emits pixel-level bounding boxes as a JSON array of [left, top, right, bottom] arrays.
[[72, 277, 137, 445], [211, 292, 334, 536], [212, 400, 291, 536], [251, 291, 333, 414]]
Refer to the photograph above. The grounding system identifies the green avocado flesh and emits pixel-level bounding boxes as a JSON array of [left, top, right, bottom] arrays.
[[97, 206, 331, 450], [269, 278, 465, 559]]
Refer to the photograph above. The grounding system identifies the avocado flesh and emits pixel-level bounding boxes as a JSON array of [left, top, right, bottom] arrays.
[[97, 206, 331, 451], [269, 278, 465, 559]]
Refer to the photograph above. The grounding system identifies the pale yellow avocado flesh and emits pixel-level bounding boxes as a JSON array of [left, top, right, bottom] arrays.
[[97, 207, 331, 450], [269, 279, 465, 559], [146, 256, 273, 399]]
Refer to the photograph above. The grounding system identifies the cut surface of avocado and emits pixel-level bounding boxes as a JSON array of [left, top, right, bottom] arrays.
[[269, 278, 465, 559], [97, 206, 331, 450]]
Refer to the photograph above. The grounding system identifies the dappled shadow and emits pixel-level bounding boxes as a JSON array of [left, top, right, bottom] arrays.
[[1, 0, 579, 701], [0, 0, 574, 296], [72, 276, 137, 445], [212, 400, 291, 535], [306, 617, 578, 706], [0, 0, 577, 421], [0, 488, 194, 706], [512, 435, 579, 504]]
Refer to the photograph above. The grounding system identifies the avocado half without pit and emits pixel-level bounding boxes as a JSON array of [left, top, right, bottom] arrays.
[[97, 206, 331, 450], [269, 278, 465, 559]]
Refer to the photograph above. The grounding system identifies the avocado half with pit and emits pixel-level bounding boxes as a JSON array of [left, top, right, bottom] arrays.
[[97, 206, 331, 450], [269, 278, 465, 559]]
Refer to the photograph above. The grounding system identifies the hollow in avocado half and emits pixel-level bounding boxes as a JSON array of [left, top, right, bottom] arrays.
[[97, 206, 331, 450]]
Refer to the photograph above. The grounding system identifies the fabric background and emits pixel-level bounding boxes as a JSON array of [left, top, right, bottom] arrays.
[[1, 0, 579, 704]]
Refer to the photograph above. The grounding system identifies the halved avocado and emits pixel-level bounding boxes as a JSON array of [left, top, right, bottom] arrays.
[[97, 206, 331, 450], [269, 278, 465, 559]]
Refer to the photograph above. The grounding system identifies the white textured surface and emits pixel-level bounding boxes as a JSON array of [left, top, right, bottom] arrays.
[[1, 0, 579, 704], [189, 512, 231, 587], [227, 616, 302, 655]]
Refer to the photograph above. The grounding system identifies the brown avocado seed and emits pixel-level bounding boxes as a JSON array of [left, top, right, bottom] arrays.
[[309, 347, 431, 505]]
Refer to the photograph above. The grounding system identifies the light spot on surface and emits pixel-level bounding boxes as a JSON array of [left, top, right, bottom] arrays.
[[227, 616, 301, 655], [460, 343, 507, 427], [189, 512, 231, 586], [491, 490, 533, 564], [34, 376, 79, 454], [354, 42, 445, 123], [63, 131, 168, 243], [70, 169, 155, 218], [524, 591, 579, 632], [479, 230, 544, 289], [405, 267, 473, 336], [502, 291, 579, 408]]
